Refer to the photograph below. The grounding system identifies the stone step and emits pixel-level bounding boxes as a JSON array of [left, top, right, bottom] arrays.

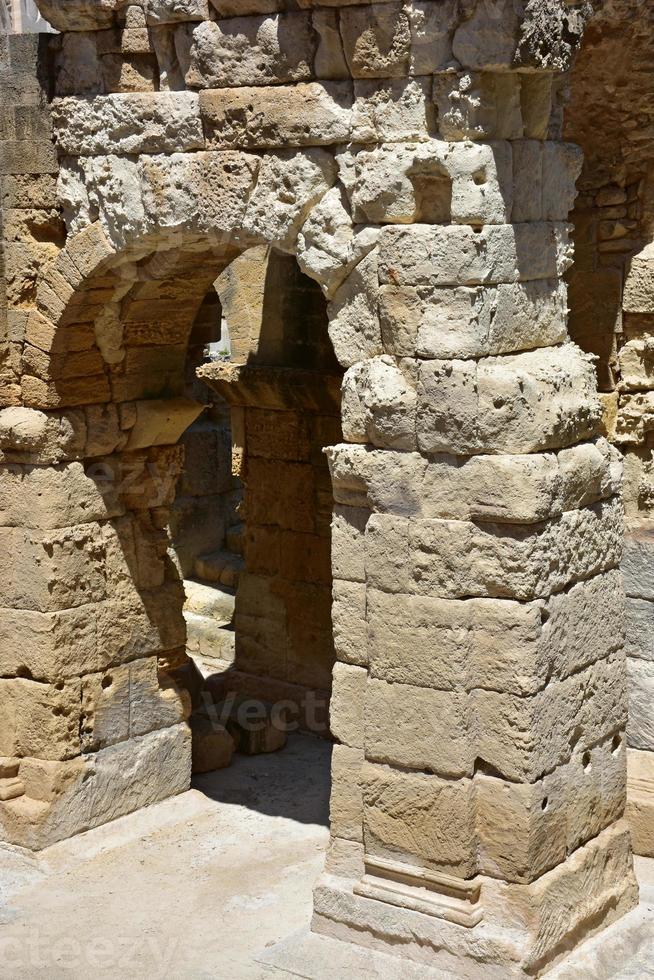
[[225, 522, 244, 556], [184, 611, 236, 667], [193, 550, 244, 589], [183, 578, 235, 624]]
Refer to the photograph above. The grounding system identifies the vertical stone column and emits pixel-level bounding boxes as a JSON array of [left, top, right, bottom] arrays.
[[314, 66, 638, 980]]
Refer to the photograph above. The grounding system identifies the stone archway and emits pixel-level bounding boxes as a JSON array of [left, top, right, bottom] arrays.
[[0, 0, 641, 975]]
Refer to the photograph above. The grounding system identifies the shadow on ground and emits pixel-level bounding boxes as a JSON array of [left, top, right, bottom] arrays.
[[192, 733, 332, 827]]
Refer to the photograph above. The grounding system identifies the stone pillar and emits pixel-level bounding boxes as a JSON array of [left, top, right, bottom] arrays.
[[313, 67, 638, 980]]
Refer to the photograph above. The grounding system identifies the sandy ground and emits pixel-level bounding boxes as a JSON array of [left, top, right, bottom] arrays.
[[0, 734, 332, 979], [0, 732, 652, 980]]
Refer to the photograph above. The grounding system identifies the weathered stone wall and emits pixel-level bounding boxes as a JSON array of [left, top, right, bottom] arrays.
[[0, 1, 640, 975], [565, 0, 654, 858]]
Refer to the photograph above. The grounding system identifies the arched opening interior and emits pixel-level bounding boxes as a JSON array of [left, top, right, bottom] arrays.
[[6, 227, 343, 844], [170, 247, 343, 770]]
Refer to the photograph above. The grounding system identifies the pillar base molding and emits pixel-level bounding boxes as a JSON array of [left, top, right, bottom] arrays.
[[312, 823, 638, 978], [353, 856, 482, 928]]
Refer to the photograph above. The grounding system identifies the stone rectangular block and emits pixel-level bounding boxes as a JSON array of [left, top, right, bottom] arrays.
[[627, 658, 654, 752], [330, 744, 363, 843], [331, 505, 369, 583], [367, 588, 547, 696], [332, 579, 367, 667], [473, 654, 627, 782], [0, 724, 191, 850], [0, 677, 81, 761], [365, 499, 622, 602], [379, 279, 567, 360], [417, 344, 601, 455], [378, 223, 568, 289], [0, 522, 108, 612], [476, 732, 626, 883], [330, 663, 367, 749], [186, 15, 314, 89], [362, 762, 477, 876], [200, 82, 352, 149], [364, 678, 473, 777], [627, 747, 654, 856], [340, 3, 410, 79], [52, 92, 204, 156], [623, 522, 654, 599], [625, 596, 654, 661]]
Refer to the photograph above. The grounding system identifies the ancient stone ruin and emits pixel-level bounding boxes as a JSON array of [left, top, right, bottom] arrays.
[[0, 0, 653, 975]]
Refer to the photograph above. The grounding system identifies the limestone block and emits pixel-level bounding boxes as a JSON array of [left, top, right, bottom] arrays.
[[330, 663, 366, 749], [623, 243, 654, 314], [378, 223, 568, 289], [618, 338, 654, 392], [0, 460, 122, 529], [125, 397, 204, 450], [0, 724, 191, 850], [416, 345, 601, 456], [328, 439, 610, 525], [351, 78, 436, 143], [0, 522, 107, 612], [474, 345, 600, 455], [313, 9, 349, 79], [627, 747, 654, 856], [55, 32, 104, 98], [80, 664, 130, 751], [452, 0, 520, 70], [325, 836, 365, 880], [512, 140, 543, 222], [0, 678, 81, 761], [623, 522, 654, 599], [365, 499, 622, 601], [190, 710, 235, 773], [434, 71, 523, 142], [616, 391, 654, 447], [362, 762, 477, 876], [543, 569, 625, 680], [146, 0, 209, 23], [19, 757, 87, 804], [331, 505, 369, 583], [200, 82, 352, 150], [475, 773, 566, 883], [36, 0, 116, 31], [541, 142, 583, 220], [364, 679, 474, 778], [625, 597, 654, 661], [52, 92, 204, 156], [448, 139, 513, 225], [243, 148, 336, 251], [129, 657, 191, 737], [341, 356, 417, 451], [296, 187, 379, 298], [332, 580, 367, 667], [350, 140, 511, 227], [408, 0, 458, 74], [627, 658, 654, 752], [330, 744, 363, 843], [473, 655, 627, 782], [95, 583, 187, 666], [138, 150, 258, 242], [186, 15, 315, 88], [340, 3, 410, 79], [0, 605, 94, 681], [328, 250, 383, 368], [367, 588, 546, 696]]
